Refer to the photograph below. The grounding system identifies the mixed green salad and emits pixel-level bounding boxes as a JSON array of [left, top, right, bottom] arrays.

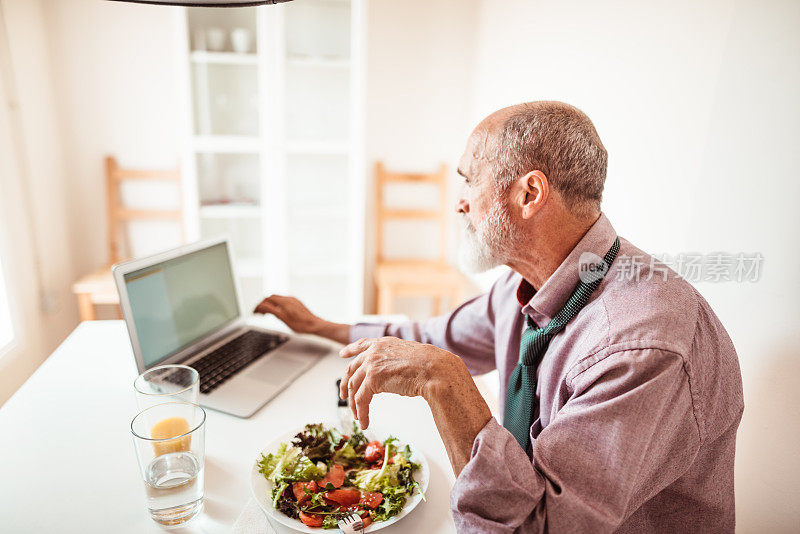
[[257, 423, 424, 529]]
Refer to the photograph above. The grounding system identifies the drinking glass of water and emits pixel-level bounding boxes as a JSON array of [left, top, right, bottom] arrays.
[[130, 402, 206, 526], [134, 365, 199, 411]]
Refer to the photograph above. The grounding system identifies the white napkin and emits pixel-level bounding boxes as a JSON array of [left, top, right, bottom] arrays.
[[232, 498, 277, 534]]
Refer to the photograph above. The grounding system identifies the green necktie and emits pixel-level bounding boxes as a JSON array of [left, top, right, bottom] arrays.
[[503, 237, 620, 451]]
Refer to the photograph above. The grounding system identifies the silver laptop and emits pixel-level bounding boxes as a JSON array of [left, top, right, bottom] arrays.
[[113, 237, 330, 418]]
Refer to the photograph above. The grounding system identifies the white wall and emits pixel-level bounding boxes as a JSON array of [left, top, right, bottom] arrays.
[[43, 0, 181, 279], [470, 0, 800, 531], [365, 0, 480, 313], [366, 0, 478, 171], [0, 0, 78, 405]]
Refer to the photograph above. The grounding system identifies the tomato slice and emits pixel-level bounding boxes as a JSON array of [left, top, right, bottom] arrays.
[[364, 441, 384, 463], [317, 463, 345, 489], [362, 515, 373, 528], [292, 481, 318, 504], [299, 511, 324, 527], [359, 491, 383, 509], [323, 488, 361, 507]]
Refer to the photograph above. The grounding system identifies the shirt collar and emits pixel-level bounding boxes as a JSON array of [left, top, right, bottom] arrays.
[[518, 212, 617, 325]]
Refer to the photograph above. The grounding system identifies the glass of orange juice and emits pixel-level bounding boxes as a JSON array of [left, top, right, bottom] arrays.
[[130, 402, 206, 526], [134, 365, 199, 411]]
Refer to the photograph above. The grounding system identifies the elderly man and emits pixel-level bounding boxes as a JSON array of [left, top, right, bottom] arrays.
[[255, 101, 744, 533]]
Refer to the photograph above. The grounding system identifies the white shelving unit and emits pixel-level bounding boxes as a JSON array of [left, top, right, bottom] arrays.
[[175, 1, 366, 321]]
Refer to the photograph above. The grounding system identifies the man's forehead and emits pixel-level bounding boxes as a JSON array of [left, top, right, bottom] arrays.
[[460, 127, 497, 175]]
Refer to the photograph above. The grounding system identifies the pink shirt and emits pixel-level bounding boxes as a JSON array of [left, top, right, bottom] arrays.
[[351, 213, 744, 533]]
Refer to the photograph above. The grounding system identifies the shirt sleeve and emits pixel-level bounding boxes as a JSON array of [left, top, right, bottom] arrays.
[[349, 281, 502, 375], [450, 347, 702, 533]]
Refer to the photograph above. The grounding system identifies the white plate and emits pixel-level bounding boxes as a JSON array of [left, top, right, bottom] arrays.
[[250, 421, 430, 533]]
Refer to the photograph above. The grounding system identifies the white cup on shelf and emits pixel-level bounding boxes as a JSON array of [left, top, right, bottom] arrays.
[[206, 27, 226, 52], [231, 28, 253, 54]]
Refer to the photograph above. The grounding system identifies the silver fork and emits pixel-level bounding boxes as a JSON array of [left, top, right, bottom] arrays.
[[337, 512, 364, 534]]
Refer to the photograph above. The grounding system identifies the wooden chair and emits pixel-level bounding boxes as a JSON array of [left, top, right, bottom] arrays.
[[374, 161, 468, 316], [72, 156, 183, 321]]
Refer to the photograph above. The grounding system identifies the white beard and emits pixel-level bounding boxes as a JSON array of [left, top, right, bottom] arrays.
[[458, 223, 502, 273], [457, 202, 515, 274]]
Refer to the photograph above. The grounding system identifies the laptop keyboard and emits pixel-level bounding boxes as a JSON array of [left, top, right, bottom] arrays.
[[188, 330, 290, 395]]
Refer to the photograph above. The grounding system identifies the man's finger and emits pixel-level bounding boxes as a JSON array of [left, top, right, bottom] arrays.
[[340, 352, 367, 400], [254, 300, 278, 315], [339, 338, 374, 359], [347, 364, 368, 420], [349, 379, 357, 421], [353, 379, 375, 429], [256, 302, 288, 324], [254, 294, 285, 312]]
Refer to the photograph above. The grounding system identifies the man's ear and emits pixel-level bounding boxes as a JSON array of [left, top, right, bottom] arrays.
[[518, 170, 549, 219]]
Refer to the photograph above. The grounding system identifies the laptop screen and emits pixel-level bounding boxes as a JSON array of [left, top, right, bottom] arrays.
[[123, 242, 240, 368]]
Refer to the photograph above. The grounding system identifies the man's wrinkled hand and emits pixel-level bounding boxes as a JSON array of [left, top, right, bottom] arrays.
[[253, 295, 322, 334], [338, 336, 459, 428]]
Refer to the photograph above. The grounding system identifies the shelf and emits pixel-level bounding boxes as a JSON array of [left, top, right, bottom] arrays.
[[199, 204, 260, 219], [287, 55, 350, 69], [191, 51, 258, 65], [193, 135, 261, 153], [285, 140, 349, 155], [182, 1, 364, 320]]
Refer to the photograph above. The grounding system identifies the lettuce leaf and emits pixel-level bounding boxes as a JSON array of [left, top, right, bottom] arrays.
[[258, 443, 323, 484], [322, 515, 339, 529], [352, 464, 400, 492], [371, 483, 410, 522], [258, 443, 291, 477], [332, 443, 363, 468]]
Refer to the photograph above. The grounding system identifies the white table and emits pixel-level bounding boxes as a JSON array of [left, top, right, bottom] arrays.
[[0, 321, 458, 533]]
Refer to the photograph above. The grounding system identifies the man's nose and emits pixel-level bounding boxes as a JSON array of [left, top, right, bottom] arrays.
[[456, 197, 469, 214]]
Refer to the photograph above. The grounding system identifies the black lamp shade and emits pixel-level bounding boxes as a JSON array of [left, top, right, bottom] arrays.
[[109, 0, 292, 6]]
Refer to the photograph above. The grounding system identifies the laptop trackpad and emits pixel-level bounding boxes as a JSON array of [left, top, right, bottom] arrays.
[[248, 353, 306, 385]]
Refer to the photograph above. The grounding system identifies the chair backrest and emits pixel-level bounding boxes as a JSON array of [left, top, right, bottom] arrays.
[[375, 161, 449, 265], [105, 156, 184, 265]]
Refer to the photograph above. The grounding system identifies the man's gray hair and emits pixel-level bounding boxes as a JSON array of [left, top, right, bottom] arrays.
[[491, 101, 607, 218]]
